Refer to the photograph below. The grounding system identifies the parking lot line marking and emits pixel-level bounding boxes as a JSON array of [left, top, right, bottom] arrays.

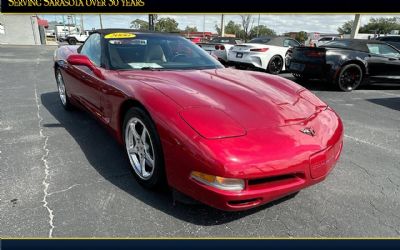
[[344, 134, 399, 155]]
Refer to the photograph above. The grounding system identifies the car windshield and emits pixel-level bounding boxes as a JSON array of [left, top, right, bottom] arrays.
[[106, 33, 223, 70]]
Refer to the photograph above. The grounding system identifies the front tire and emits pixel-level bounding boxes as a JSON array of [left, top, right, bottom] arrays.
[[123, 107, 165, 189], [337, 64, 363, 92], [55, 69, 72, 110], [267, 55, 283, 75]]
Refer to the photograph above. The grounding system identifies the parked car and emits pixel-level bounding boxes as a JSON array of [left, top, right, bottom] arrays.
[[198, 37, 243, 64], [66, 30, 92, 45], [54, 29, 343, 211], [227, 36, 301, 74], [374, 36, 400, 50], [187, 37, 202, 44], [286, 39, 400, 91]]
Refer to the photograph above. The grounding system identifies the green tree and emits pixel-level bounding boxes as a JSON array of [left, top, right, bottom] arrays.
[[224, 21, 243, 37], [295, 31, 308, 43], [155, 17, 179, 32], [249, 25, 276, 38], [337, 20, 354, 34], [130, 19, 149, 30], [360, 17, 400, 34], [184, 25, 198, 33]]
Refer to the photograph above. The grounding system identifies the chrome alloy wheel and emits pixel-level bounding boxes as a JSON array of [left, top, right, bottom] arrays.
[[56, 71, 67, 106], [125, 117, 156, 180]]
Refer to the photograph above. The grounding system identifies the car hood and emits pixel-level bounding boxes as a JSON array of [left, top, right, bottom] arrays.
[[116, 68, 326, 131]]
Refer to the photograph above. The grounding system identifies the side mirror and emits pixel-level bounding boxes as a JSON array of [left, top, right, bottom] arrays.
[[67, 54, 104, 79]]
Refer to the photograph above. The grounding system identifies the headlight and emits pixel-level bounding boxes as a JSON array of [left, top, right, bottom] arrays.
[[191, 171, 245, 191]]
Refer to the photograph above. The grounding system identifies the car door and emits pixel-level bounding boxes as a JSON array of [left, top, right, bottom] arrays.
[[366, 43, 400, 80], [71, 33, 103, 115]]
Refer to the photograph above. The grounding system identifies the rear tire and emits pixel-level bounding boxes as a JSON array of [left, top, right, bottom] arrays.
[[55, 69, 72, 110], [337, 64, 363, 92], [123, 107, 166, 189], [267, 55, 283, 75], [68, 37, 78, 45]]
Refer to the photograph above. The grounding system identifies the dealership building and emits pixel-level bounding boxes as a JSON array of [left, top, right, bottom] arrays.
[[0, 14, 43, 45]]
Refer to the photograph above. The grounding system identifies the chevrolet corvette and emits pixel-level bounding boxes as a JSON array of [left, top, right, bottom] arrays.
[[53, 29, 343, 211], [228, 36, 301, 74], [286, 39, 400, 91]]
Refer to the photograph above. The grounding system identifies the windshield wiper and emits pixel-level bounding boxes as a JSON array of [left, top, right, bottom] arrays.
[[140, 67, 163, 71]]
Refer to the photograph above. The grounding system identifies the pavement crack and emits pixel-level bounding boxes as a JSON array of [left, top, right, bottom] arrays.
[[349, 160, 374, 177], [48, 183, 82, 196], [34, 84, 55, 238], [387, 177, 400, 190], [47, 173, 131, 197], [368, 199, 400, 235]]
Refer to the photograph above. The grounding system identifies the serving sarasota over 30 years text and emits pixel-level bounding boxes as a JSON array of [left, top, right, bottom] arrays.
[[6, 0, 145, 7]]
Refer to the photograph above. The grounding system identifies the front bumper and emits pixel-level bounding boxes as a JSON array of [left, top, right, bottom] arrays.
[[185, 138, 342, 211], [228, 52, 265, 70], [166, 107, 344, 211]]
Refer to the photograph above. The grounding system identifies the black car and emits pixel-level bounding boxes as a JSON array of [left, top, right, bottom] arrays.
[[285, 39, 400, 91], [375, 36, 400, 50]]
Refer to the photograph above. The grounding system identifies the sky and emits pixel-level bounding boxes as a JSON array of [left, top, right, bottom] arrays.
[[40, 14, 400, 34]]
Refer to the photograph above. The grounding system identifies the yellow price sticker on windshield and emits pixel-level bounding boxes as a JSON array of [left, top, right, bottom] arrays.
[[104, 33, 136, 39]]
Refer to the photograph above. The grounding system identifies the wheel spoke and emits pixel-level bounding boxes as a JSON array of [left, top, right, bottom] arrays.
[[145, 150, 154, 167], [130, 123, 141, 140], [132, 155, 141, 173], [141, 127, 147, 143], [128, 145, 137, 155], [140, 155, 147, 176]]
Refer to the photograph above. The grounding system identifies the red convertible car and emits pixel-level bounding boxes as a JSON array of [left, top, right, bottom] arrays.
[[53, 29, 343, 211]]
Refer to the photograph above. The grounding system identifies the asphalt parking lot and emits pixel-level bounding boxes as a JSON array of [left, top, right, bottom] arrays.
[[1, 45, 399, 237]]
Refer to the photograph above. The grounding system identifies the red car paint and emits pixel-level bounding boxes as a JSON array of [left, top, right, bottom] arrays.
[[55, 45, 343, 211]]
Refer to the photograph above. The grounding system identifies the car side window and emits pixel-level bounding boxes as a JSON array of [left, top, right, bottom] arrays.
[[367, 43, 400, 58], [288, 39, 300, 47], [80, 33, 101, 66], [283, 39, 290, 47]]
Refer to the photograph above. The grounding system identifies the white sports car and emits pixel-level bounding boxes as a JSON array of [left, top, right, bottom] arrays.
[[199, 37, 243, 64], [228, 36, 301, 74]]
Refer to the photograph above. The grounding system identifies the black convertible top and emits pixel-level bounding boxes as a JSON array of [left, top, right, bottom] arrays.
[[320, 39, 389, 52]]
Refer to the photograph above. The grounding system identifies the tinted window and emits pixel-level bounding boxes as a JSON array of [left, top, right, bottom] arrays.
[[367, 43, 400, 57], [322, 40, 352, 48], [379, 36, 400, 42], [283, 39, 300, 47], [319, 37, 335, 41], [249, 37, 271, 44], [80, 33, 101, 66], [106, 34, 223, 70], [288, 39, 300, 47]]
